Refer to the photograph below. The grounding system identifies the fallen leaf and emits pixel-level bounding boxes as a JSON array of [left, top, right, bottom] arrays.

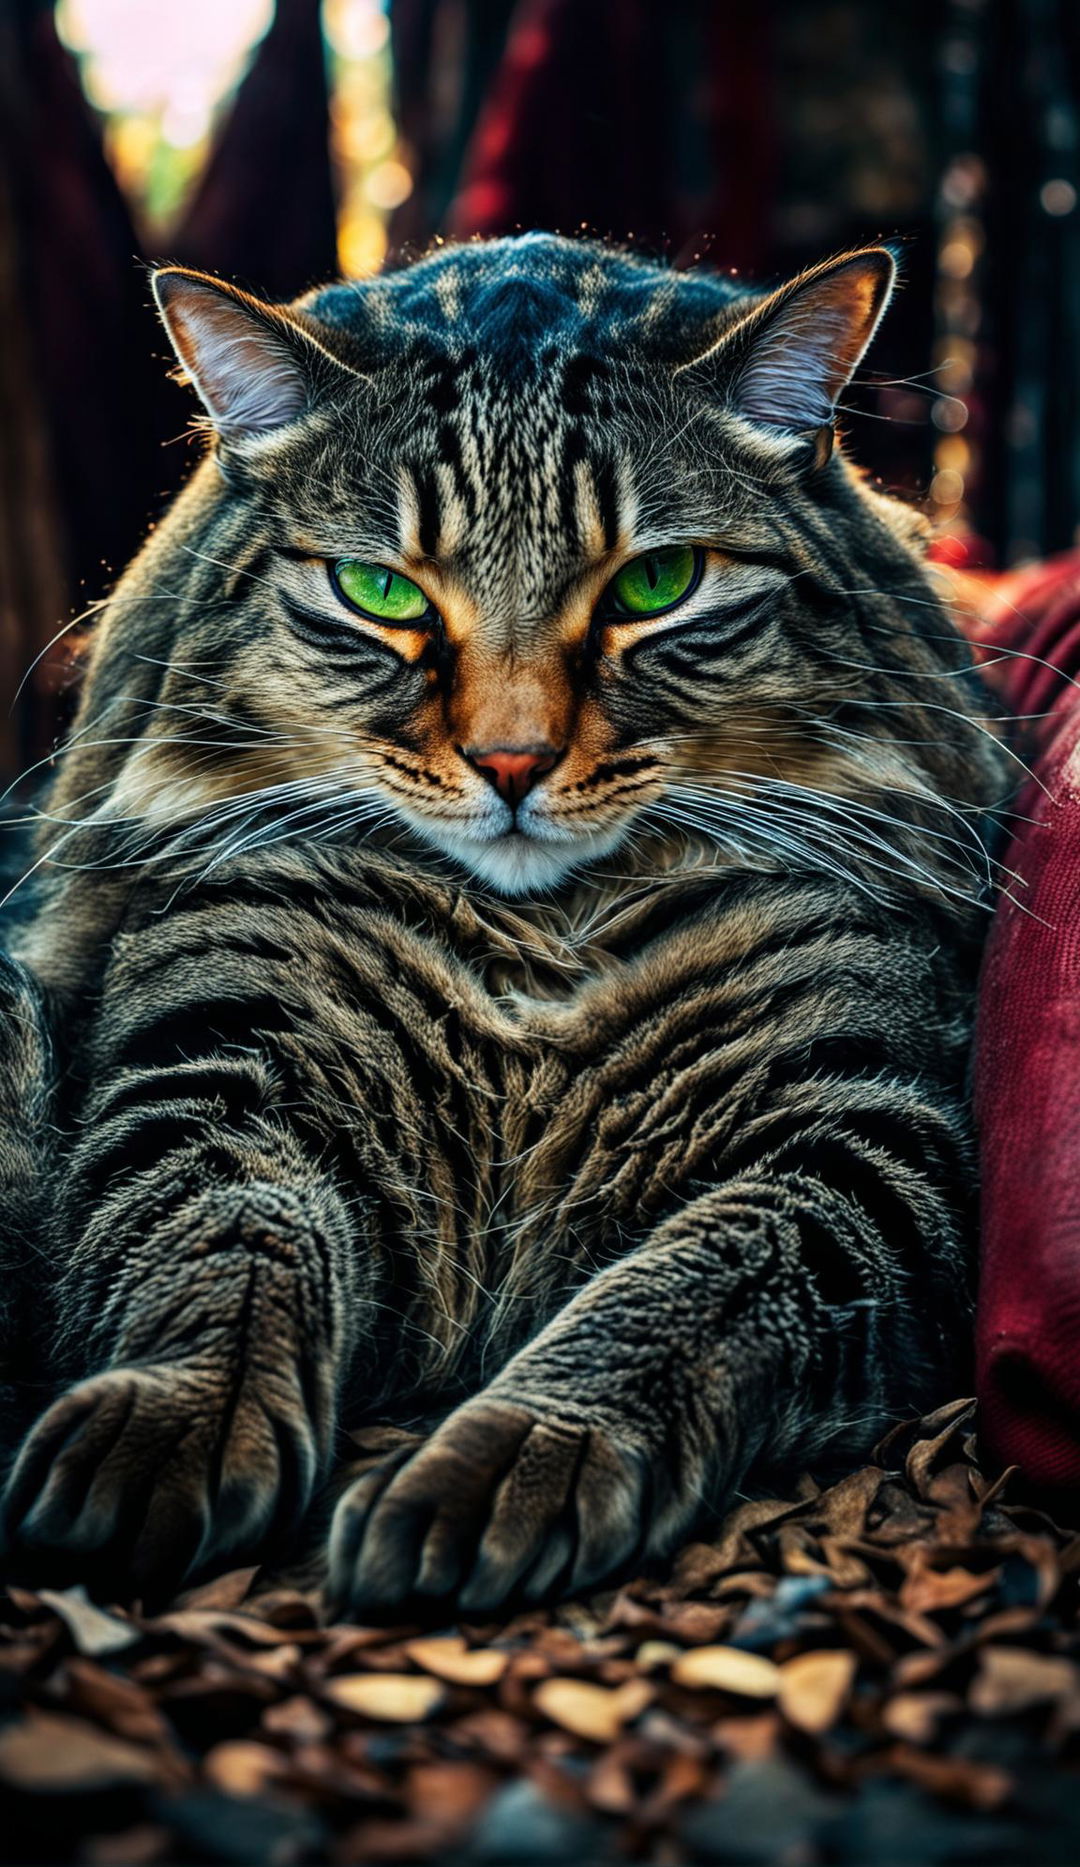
[[4, 1586, 47, 1616], [777, 1650, 856, 1734], [324, 1673, 447, 1722], [587, 1743, 637, 1814], [234, 1641, 303, 1681], [670, 1499, 799, 1591], [405, 1760, 499, 1828], [899, 1554, 997, 1615], [149, 1608, 304, 1649], [245, 1589, 321, 1630], [404, 1636, 509, 1686], [712, 1712, 783, 1761], [828, 1589, 945, 1650], [602, 1592, 666, 1636], [670, 1647, 780, 1697], [37, 1588, 140, 1658], [818, 1537, 873, 1587], [881, 1691, 961, 1744], [775, 1526, 832, 1577], [643, 1749, 711, 1818], [289, 1738, 397, 1804], [659, 1601, 734, 1642], [532, 1627, 587, 1667], [805, 1466, 888, 1540], [830, 1608, 898, 1670], [1, 1397, 1077, 1863], [497, 1650, 553, 1720], [261, 1695, 333, 1744], [62, 1659, 173, 1747], [775, 1527, 872, 1587], [904, 1400, 976, 1494], [447, 1707, 531, 1762], [635, 1640, 682, 1671], [888, 1741, 1012, 1811], [710, 1573, 779, 1604], [533, 1676, 653, 1743], [319, 1626, 414, 1671], [173, 1569, 260, 1613], [863, 1482, 938, 1547], [968, 1646, 1077, 1715], [891, 1646, 958, 1691], [0, 1712, 167, 1791], [203, 1740, 285, 1798]]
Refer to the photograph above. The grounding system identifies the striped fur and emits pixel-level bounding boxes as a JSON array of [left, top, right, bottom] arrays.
[[0, 236, 1008, 1610]]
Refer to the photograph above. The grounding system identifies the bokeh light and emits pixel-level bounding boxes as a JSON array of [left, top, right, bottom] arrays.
[[56, 0, 274, 225], [1041, 177, 1078, 217], [326, 0, 409, 278], [54, 0, 408, 276], [931, 146, 987, 530]]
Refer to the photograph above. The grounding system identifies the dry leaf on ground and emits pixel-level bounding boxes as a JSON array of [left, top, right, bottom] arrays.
[[2, 1403, 1080, 1862]]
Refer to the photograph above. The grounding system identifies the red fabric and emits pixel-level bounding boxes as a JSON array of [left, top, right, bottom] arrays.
[[443, 0, 773, 271], [950, 550, 1080, 1486]]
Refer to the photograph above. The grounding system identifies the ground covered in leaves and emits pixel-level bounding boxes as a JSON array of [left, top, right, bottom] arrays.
[[4, 1400, 1080, 1864]]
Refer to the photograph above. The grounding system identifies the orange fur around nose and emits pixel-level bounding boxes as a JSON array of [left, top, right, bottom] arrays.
[[448, 642, 577, 756]]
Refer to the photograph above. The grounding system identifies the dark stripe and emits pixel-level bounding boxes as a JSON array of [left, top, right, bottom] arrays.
[[109, 992, 300, 1073], [410, 461, 442, 559]]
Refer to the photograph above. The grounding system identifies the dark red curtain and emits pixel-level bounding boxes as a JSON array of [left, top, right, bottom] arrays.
[[388, 0, 773, 272]]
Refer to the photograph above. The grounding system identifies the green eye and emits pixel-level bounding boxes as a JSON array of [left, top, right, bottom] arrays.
[[605, 546, 702, 619], [331, 559, 432, 625]]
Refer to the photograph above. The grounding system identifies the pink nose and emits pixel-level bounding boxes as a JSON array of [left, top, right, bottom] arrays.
[[465, 745, 562, 806]]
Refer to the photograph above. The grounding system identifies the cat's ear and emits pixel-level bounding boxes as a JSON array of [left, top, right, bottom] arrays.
[[152, 267, 340, 442], [682, 247, 896, 455]]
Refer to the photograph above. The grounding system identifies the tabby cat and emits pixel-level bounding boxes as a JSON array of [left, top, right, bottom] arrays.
[[0, 235, 1007, 1612]]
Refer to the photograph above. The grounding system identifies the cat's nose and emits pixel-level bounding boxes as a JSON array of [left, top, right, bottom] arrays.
[[464, 745, 563, 805]]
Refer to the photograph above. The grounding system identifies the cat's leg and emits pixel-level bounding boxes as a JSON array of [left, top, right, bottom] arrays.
[[330, 1167, 967, 1615], [0, 954, 54, 1456], [1, 1037, 366, 1596]]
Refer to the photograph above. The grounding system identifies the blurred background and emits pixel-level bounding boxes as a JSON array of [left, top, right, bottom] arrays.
[[0, 0, 1078, 781]]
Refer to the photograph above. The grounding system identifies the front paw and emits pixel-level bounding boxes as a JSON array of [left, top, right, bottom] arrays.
[[328, 1396, 651, 1618], [1, 1361, 320, 1598]]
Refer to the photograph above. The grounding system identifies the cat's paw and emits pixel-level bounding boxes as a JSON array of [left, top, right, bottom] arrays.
[[1, 1361, 320, 1599], [327, 1396, 650, 1617]]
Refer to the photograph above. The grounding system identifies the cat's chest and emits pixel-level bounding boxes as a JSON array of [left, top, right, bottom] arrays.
[[471, 940, 618, 1029], [425, 870, 713, 1037], [389, 882, 728, 1070]]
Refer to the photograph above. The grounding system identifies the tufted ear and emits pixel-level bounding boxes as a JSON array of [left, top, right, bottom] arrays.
[[152, 267, 341, 442], [681, 247, 897, 446]]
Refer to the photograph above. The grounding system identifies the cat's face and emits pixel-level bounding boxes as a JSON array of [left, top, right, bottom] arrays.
[[151, 237, 896, 895]]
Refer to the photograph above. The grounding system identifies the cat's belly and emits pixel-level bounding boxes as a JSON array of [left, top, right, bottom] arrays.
[[90, 847, 835, 1383], [298, 893, 760, 1381]]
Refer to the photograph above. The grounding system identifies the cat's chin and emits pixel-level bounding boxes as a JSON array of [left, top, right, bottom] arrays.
[[413, 823, 631, 897]]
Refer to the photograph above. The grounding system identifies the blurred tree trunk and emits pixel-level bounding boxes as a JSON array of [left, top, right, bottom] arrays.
[[976, 0, 1080, 562], [0, 0, 184, 783], [0, 109, 67, 780]]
